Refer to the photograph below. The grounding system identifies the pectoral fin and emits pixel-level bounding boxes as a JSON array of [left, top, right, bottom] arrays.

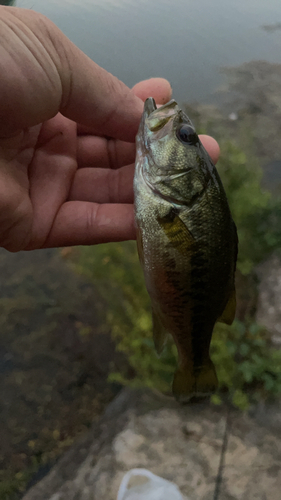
[[157, 208, 195, 254], [217, 289, 236, 325], [152, 308, 169, 355]]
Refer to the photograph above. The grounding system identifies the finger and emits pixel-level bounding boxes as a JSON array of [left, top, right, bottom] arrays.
[[28, 114, 77, 248], [77, 135, 135, 170], [74, 137, 219, 204], [43, 202, 135, 248], [77, 133, 219, 171], [0, 8, 140, 140], [132, 78, 172, 104], [69, 164, 134, 204], [77, 77, 172, 136], [76, 79, 172, 169], [1, 8, 172, 142], [200, 135, 220, 164]]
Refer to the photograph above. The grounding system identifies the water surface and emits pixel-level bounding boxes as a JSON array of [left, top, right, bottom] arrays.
[[16, 0, 281, 103]]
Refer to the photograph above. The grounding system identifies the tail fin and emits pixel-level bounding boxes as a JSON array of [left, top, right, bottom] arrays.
[[172, 359, 218, 403]]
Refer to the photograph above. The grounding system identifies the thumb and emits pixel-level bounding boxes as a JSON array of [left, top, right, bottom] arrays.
[[0, 6, 143, 141]]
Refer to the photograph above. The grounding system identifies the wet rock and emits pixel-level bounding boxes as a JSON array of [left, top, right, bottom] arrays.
[[22, 388, 281, 500]]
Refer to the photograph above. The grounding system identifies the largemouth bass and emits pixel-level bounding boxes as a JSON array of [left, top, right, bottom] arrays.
[[134, 98, 238, 402]]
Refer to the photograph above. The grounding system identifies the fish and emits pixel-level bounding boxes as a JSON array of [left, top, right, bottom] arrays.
[[133, 98, 238, 402]]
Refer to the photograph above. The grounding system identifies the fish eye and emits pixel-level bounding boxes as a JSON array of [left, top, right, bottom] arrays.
[[176, 125, 199, 145]]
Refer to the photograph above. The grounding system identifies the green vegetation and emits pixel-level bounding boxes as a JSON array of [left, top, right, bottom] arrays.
[[75, 134, 281, 410], [218, 140, 281, 274], [75, 241, 176, 393], [211, 321, 281, 410], [0, 460, 41, 500]]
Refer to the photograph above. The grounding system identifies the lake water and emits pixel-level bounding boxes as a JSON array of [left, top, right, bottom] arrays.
[[14, 0, 281, 104]]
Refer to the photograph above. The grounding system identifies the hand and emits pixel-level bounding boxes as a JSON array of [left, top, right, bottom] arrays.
[[0, 7, 219, 252]]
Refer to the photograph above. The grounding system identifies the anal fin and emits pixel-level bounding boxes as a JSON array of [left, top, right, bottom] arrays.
[[152, 308, 169, 355]]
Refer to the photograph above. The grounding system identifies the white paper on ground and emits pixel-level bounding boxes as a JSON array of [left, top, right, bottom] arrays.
[[117, 468, 184, 500]]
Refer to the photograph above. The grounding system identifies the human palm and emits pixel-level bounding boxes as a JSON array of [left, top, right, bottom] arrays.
[[2, 109, 139, 251]]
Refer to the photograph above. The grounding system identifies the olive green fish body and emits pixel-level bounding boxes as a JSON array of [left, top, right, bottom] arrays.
[[134, 98, 238, 401]]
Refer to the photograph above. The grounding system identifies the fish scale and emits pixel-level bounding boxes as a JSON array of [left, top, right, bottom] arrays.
[[134, 98, 238, 402]]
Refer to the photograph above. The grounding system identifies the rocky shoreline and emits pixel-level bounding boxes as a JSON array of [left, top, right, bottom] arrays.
[[22, 388, 281, 500]]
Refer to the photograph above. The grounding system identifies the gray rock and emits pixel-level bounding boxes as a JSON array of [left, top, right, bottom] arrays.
[[256, 252, 281, 344], [22, 388, 281, 500]]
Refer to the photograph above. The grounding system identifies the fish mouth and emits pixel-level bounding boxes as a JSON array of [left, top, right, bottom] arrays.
[[144, 97, 157, 116], [144, 98, 179, 117], [144, 99, 180, 133]]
